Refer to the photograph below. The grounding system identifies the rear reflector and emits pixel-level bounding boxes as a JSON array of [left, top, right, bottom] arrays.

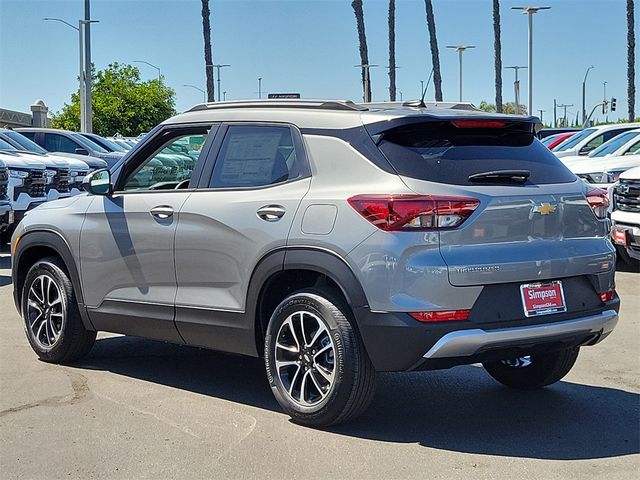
[[409, 310, 470, 322], [452, 120, 507, 129], [599, 290, 615, 302], [586, 188, 609, 219], [347, 194, 480, 231]]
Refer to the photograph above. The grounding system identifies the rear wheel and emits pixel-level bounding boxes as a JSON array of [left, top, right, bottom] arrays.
[[482, 347, 579, 389], [21, 257, 96, 363], [616, 245, 640, 272], [264, 287, 376, 427]]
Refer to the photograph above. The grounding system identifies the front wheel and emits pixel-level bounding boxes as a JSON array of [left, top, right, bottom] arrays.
[[482, 347, 579, 389], [264, 288, 376, 427]]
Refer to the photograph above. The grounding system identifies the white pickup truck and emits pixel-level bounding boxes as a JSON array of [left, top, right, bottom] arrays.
[[610, 166, 640, 270]]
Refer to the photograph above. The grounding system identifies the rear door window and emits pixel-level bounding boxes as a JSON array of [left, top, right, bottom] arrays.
[[377, 121, 577, 186], [42, 133, 80, 153]]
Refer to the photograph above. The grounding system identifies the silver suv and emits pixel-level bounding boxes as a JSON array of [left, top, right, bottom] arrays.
[[11, 100, 620, 426]]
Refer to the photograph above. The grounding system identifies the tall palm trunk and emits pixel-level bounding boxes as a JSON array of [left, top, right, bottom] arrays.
[[493, 0, 503, 113], [352, 0, 371, 102], [388, 0, 397, 101], [424, 0, 443, 101], [628, 0, 635, 121], [201, 0, 215, 102]]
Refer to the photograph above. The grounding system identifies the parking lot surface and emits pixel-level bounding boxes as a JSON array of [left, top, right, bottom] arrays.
[[0, 246, 638, 479]]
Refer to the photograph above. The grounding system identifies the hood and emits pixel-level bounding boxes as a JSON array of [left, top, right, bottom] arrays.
[[12, 150, 69, 170], [570, 155, 640, 175], [43, 153, 89, 172], [0, 151, 46, 170], [50, 152, 107, 169], [558, 155, 584, 167], [619, 165, 640, 181]]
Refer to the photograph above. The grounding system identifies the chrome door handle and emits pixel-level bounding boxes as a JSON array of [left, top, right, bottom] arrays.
[[257, 205, 286, 222], [150, 206, 174, 220]]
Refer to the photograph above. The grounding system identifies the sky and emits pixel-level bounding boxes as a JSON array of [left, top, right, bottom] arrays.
[[0, 0, 637, 125]]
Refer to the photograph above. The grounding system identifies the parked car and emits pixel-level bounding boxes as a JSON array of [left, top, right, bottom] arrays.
[[570, 155, 640, 188], [552, 123, 640, 158], [0, 151, 47, 243], [0, 160, 13, 235], [610, 166, 640, 270], [79, 133, 129, 154], [16, 128, 123, 168], [560, 128, 640, 168], [0, 128, 107, 176], [540, 131, 577, 150], [11, 99, 619, 427], [537, 127, 581, 140]]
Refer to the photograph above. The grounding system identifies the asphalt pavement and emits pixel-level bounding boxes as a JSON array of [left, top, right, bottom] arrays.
[[0, 246, 638, 479]]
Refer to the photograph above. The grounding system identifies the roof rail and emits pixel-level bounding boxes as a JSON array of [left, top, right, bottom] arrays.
[[186, 99, 368, 113]]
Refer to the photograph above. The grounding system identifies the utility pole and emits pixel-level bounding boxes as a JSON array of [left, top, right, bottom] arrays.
[[446, 45, 475, 101], [557, 103, 573, 127], [603, 81, 607, 102], [553, 98, 557, 127], [538, 109, 545, 123], [210, 64, 230, 102], [512, 6, 551, 116], [84, 0, 93, 132], [505, 66, 527, 114], [258, 77, 262, 99], [582, 65, 595, 124], [354, 64, 378, 102]]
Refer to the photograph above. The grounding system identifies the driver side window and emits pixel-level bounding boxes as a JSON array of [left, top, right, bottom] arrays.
[[123, 133, 207, 191]]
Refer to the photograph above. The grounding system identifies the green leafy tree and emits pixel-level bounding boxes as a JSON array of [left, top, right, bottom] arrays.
[[52, 63, 176, 136], [478, 101, 527, 115]]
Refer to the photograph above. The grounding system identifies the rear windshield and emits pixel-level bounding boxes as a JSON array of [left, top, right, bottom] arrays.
[[377, 121, 577, 186]]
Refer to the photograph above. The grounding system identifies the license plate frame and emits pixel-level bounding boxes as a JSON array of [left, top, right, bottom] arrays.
[[520, 280, 567, 318]]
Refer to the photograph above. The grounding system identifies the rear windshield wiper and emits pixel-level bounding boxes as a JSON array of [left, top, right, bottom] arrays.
[[468, 169, 530, 184]]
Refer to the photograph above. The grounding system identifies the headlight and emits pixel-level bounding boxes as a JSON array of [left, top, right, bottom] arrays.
[[70, 171, 80, 177], [45, 170, 56, 184], [9, 170, 29, 179], [605, 170, 626, 183]]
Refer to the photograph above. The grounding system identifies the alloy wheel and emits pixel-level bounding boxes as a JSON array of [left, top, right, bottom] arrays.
[[26, 274, 66, 350]]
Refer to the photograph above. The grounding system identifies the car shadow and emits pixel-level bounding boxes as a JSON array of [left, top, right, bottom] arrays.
[[75, 335, 639, 461]]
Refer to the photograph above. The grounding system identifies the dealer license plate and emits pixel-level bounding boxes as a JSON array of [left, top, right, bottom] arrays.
[[520, 281, 567, 317]]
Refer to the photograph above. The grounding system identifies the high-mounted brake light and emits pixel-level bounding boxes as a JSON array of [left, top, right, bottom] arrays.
[[586, 188, 609, 219], [452, 120, 507, 129], [409, 310, 470, 322], [347, 195, 480, 231]]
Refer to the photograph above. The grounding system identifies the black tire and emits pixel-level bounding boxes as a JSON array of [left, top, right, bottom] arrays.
[[264, 287, 376, 427], [21, 256, 96, 363], [483, 347, 579, 389], [616, 245, 640, 272]]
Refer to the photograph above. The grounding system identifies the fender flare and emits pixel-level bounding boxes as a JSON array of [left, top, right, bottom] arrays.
[[12, 230, 94, 330]]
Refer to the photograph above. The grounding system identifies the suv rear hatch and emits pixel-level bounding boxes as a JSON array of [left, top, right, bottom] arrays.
[[368, 117, 614, 287]]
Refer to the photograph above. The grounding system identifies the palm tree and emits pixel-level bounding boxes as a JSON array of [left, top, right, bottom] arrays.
[[388, 0, 397, 101], [493, 0, 503, 113], [352, 0, 371, 102], [424, 0, 443, 101], [627, 0, 635, 121], [201, 0, 215, 102]]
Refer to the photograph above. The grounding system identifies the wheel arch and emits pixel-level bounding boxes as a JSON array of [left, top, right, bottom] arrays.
[[13, 230, 94, 330]]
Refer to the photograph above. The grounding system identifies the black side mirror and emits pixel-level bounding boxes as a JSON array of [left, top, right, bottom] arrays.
[[75, 147, 89, 155], [82, 169, 112, 196], [579, 145, 595, 155]]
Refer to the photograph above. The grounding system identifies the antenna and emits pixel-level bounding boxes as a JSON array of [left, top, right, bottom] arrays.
[[404, 67, 434, 108]]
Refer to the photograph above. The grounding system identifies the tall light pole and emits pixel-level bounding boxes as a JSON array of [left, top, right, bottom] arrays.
[[446, 45, 475, 101], [258, 77, 263, 99], [83, 0, 95, 132], [557, 103, 573, 127], [183, 84, 206, 102], [209, 64, 230, 102], [512, 6, 551, 116], [354, 64, 378, 102], [223, 91, 227, 101], [581, 65, 595, 124], [505, 65, 527, 114], [43, 17, 98, 132], [134, 60, 161, 81], [603, 81, 607, 101]]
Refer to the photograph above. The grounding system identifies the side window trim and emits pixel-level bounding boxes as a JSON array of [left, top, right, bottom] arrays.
[[201, 122, 311, 191], [113, 123, 216, 193]]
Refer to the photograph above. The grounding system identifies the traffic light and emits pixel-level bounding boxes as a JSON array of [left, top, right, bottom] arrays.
[[611, 97, 617, 112]]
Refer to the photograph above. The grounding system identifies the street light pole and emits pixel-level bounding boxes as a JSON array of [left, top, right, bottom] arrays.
[[134, 60, 161, 81], [84, 0, 94, 132], [210, 64, 230, 102], [505, 66, 527, 114], [512, 6, 550, 116], [446, 45, 475, 101], [582, 65, 595, 125], [183, 84, 206, 102], [258, 77, 262, 99]]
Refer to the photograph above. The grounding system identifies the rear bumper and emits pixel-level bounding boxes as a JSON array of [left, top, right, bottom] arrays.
[[423, 309, 617, 359], [355, 298, 620, 372]]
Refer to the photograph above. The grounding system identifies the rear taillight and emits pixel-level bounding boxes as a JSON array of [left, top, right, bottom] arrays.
[[347, 195, 480, 231], [409, 310, 470, 322], [599, 290, 615, 302], [586, 188, 609, 219]]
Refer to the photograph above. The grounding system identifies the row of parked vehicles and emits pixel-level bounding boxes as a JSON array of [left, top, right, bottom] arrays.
[[0, 127, 202, 243], [539, 123, 640, 269]]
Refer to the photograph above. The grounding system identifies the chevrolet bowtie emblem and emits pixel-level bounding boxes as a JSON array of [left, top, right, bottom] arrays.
[[532, 203, 557, 215]]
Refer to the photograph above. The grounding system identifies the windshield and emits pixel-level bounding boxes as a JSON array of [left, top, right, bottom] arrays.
[[589, 131, 640, 157], [3, 130, 48, 154], [0, 138, 17, 151], [552, 128, 595, 151], [99, 137, 127, 152], [70, 133, 109, 153]]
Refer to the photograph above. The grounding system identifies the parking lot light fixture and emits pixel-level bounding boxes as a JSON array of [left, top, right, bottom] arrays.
[[134, 60, 161, 82], [582, 65, 595, 124], [446, 45, 475, 101], [184, 84, 206, 102]]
